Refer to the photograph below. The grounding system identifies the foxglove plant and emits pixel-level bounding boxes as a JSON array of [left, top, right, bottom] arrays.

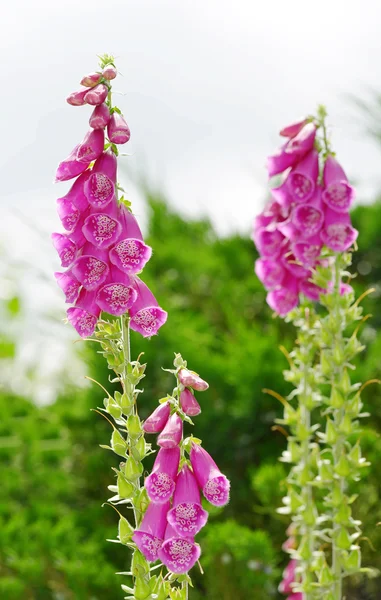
[[53, 55, 229, 600], [253, 107, 372, 599]]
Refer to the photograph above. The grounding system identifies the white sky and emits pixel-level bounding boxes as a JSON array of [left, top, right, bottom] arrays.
[[1, 0, 381, 401]]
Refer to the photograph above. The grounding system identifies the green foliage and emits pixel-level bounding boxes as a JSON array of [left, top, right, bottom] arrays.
[[1, 196, 381, 598]]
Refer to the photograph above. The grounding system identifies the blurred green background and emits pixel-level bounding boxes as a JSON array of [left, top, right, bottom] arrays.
[[1, 192, 381, 600]]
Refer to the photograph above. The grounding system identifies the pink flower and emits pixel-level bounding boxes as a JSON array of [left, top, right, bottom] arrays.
[[89, 104, 111, 129], [291, 187, 324, 238], [84, 150, 117, 209], [55, 144, 91, 182], [167, 466, 208, 536], [280, 118, 309, 138], [67, 289, 101, 338], [95, 266, 137, 316], [56, 197, 81, 232], [287, 149, 319, 203], [66, 88, 89, 106], [51, 233, 77, 268], [270, 179, 294, 211], [279, 559, 297, 594], [158, 523, 201, 574], [132, 501, 170, 562], [180, 389, 201, 416], [178, 369, 209, 392], [145, 446, 180, 503], [322, 155, 355, 213], [267, 123, 316, 177], [254, 228, 285, 258], [266, 273, 299, 316], [300, 278, 326, 301], [80, 72, 102, 87], [190, 443, 230, 507], [292, 236, 322, 267], [102, 65, 117, 80], [82, 212, 122, 249], [84, 83, 109, 106], [76, 129, 105, 163], [71, 243, 109, 291], [54, 271, 81, 304], [143, 402, 171, 434], [255, 258, 286, 290], [320, 208, 358, 252], [157, 413, 183, 449], [281, 251, 310, 279], [59, 171, 91, 212], [129, 278, 167, 337], [107, 113, 131, 145]]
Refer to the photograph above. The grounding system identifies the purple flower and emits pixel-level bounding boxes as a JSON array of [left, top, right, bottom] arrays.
[[129, 278, 167, 337], [54, 271, 81, 304], [55, 144, 91, 183], [71, 243, 109, 291], [270, 179, 293, 211], [178, 369, 209, 392], [190, 443, 230, 507], [255, 258, 286, 290], [76, 129, 105, 163], [254, 228, 285, 258], [84, 83, 109, 106], [157, 413, 183, 449], [267, 123, 316, 177], [132, 501, 170, 562], [292, 236, 322, 267], [67, 289, 101, 338], [320, 208, 358, 252], [167, 465, 208, 536], [266, 273, 299, 317], [84, 150, 117, 209], [80, 72, 102, 87], [60, 171, 91, 212], [66, 88, 89, 106], [89, 103, 111, 129], [180, 389, 201, 416], [95, 266, 137, 316], [108, 207, 152, 273], [281, 251, 310, 279], [279, 118, 308, 138], [322, 155, 355, 213], [56, 197, 81, 232], [51, 233, 77, 268], [279, 559, 297, 594], [145, 446, 180, 503], [291, 187, 324, 238], [158, 523, 201, 574], [287, 149, 319, 203], [143, 402, 171, 434], [82, 212, 122, 249], [102, 65, 117, 80], [300, 279, 326, 301], [107, 113, 131, 145], [67, 211, 89, 249]]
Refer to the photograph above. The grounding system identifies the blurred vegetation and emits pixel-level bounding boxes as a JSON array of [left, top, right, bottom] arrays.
[[1, 194, 381, 599]]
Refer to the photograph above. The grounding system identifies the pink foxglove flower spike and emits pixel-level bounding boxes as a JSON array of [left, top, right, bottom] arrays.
[[167, 465, 208, 536], [145, 446, 180, 504], [190, 442, 230, 506], [132, 501, 170, 562], [158, 523, 201, 575]]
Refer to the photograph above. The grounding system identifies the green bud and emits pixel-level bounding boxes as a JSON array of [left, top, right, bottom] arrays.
[[319, 563, 334, 585], [339, 414, 352, 435], [319, 459, 333, 482], [340, 370, 351, 395], [335, 454, 351, 478], [121, 393, 134, 413], [346, 336, 365, 359], [124, 456, 143, 481], [118, 516, 134, 544], [334, 502, 351, 526], [326, 419, 337, 445], [344, 547, 361, 571], [298, 537, 312, 561], [132, 550, 150, 577], [134, 575, 152, 600], [336, 527, 352, 550], [347, 394, 361, 417], [298, 464, 311, 486], [107, 400, 122, 419], [295, 422, 310, 441], [118, 473, 135, 498], [321, 351, 332, 377], [349, 444, 362, 466], [331, 483, 343, 507], [127, 414, 142, 439], [111, 429, 127, 457], [288, 439, 302, 463], [288, 489, 303, 512], [301, 503, 316, 526], [330, 387, 345, 409], [131, 436, 147, 461], [135, 487, 150, 516]]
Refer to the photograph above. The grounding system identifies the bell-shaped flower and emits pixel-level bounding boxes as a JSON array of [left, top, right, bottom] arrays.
[[68, 210, 90, 249], [279, 559, 297, 594], [66, 88, 89, 106], [286, 149, 319, 203], [143, 402, 171, 434], [300, 278, 326, 301], [322, 155, 355, 213], [89, 103, 111, 129], [102, 65, 117, 80], [267, 142, 300, 178], [56, 197, 81, 232], [71, 243, 109, 291], [180, 389, 201, 416], [281, 250, 310, 279], [178, 369, 209, 392], [107, 113, 131, 144], [270, 178, 294, 211], [167, 466, 208, 536], [59, 171, 91, 213], [80, 72, 102, 87], [280, 118, 308, 138], [266, 273, 299, 317], [145, 446, 180, 504], [129, 278, 167, 337], [132, 501, 170, 562], [157, 413, 183, 449], [67, 289, 101, 338], [82, 212, 122, 249], [76, 129, 105, 163], [255, 258, 286, 290], [320, 208, 358, 252], [267, 123, 316, 177], [292, 235, 322, 267], [158, 523, 201, 574], [190, 443, 230, 507], [54, 271, 81, 304], [109, 208, 152, 274], [51, 233, 77, 268], [254, 227, 285, 258], [95, 266, 137, 316], [55, 144, 91, 182], [84, 150, 117, 209], [84, 83, 108, 106], [290, 186, 324, 238]]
